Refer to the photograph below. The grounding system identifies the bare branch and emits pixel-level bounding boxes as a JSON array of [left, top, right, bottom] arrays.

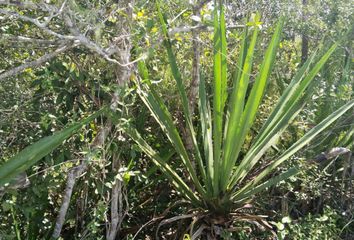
[[106, 152, 128, 240], [1, 34, 66, 46], [313, 147, 351, 163], [51, 163, 87, 239], [62, 11, 142, 67], [71, 33, 146, 67], [0, 1, 146, 74], [0, 6, 145, 68], [52, 123, 112, 239], [42, 0, 67, 27], [0, 43, 77, 81], [181, 2, 202, 160], [188, 7, 202, 114], [0, 9, 76, 40]]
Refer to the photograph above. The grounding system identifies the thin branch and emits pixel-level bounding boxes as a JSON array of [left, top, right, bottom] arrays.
[[1, 2, 228, 77], [0, 34, 65, 45], [192, 0, 212, 12], [0, 43, 77, 81], [42, 0, 67, 27], [188, 7, 202, 115], [170, 8, 189, 24], [107, 6, 133, 235], [181, 2, 202, 159], [62, 9, 143, 67], [52, 123, 112, 239], [72, 33, 142, 66], [0, 6, 148, 69], [106, 152, 129, 240], [51, 163, 87, 239], [313, 147, 350, 163], [0, 9, 76, 40], [107, 172, 122, 240]]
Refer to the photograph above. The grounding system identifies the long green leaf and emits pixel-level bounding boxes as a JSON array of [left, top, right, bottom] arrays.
[[251, 50, 318, 147], [228, 98, 305, 190], [0, 108, 106, 186], [212, 3, 227, 195], [258, 42, 336, 141], [233, 167, 299, 202], [221, 20, 259, 191], [234, 99, 354, 199], [223, 18, 283, 191], [231, 43, 338, 186], [229, 50, 317, 187], [156, 1, 206, 184], [234, 28, 249, 89], [236, 17, 283, 156], [137, 60, 204, 193], [136, 84, 206, 197], [199, 72, 214, 195], [222, 27, 248, 162], [122, 123, 201, 206]]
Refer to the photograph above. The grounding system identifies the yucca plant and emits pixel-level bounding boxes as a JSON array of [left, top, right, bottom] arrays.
[[125, 1, 354, 216], [123, 1, 354, 234]]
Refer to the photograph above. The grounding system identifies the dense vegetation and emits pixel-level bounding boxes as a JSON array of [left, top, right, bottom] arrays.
[[0, 0, 353, 239]]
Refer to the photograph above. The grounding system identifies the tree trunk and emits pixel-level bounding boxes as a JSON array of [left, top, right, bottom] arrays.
[[107, 1, 134, 239]]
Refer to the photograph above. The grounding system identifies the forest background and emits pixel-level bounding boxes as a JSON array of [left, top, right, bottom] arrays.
[[0, 0, 353, 239]]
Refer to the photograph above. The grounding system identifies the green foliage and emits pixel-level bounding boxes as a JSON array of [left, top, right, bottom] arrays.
[[123, 1, 354, 219], [276, 207, 342, 240], [1, 0, 353, 238], [0, 108, 106, 187]]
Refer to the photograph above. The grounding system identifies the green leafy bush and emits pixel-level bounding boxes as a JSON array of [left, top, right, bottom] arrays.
[[276, 207, 342, 240], [122, 3, 354, 236]]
